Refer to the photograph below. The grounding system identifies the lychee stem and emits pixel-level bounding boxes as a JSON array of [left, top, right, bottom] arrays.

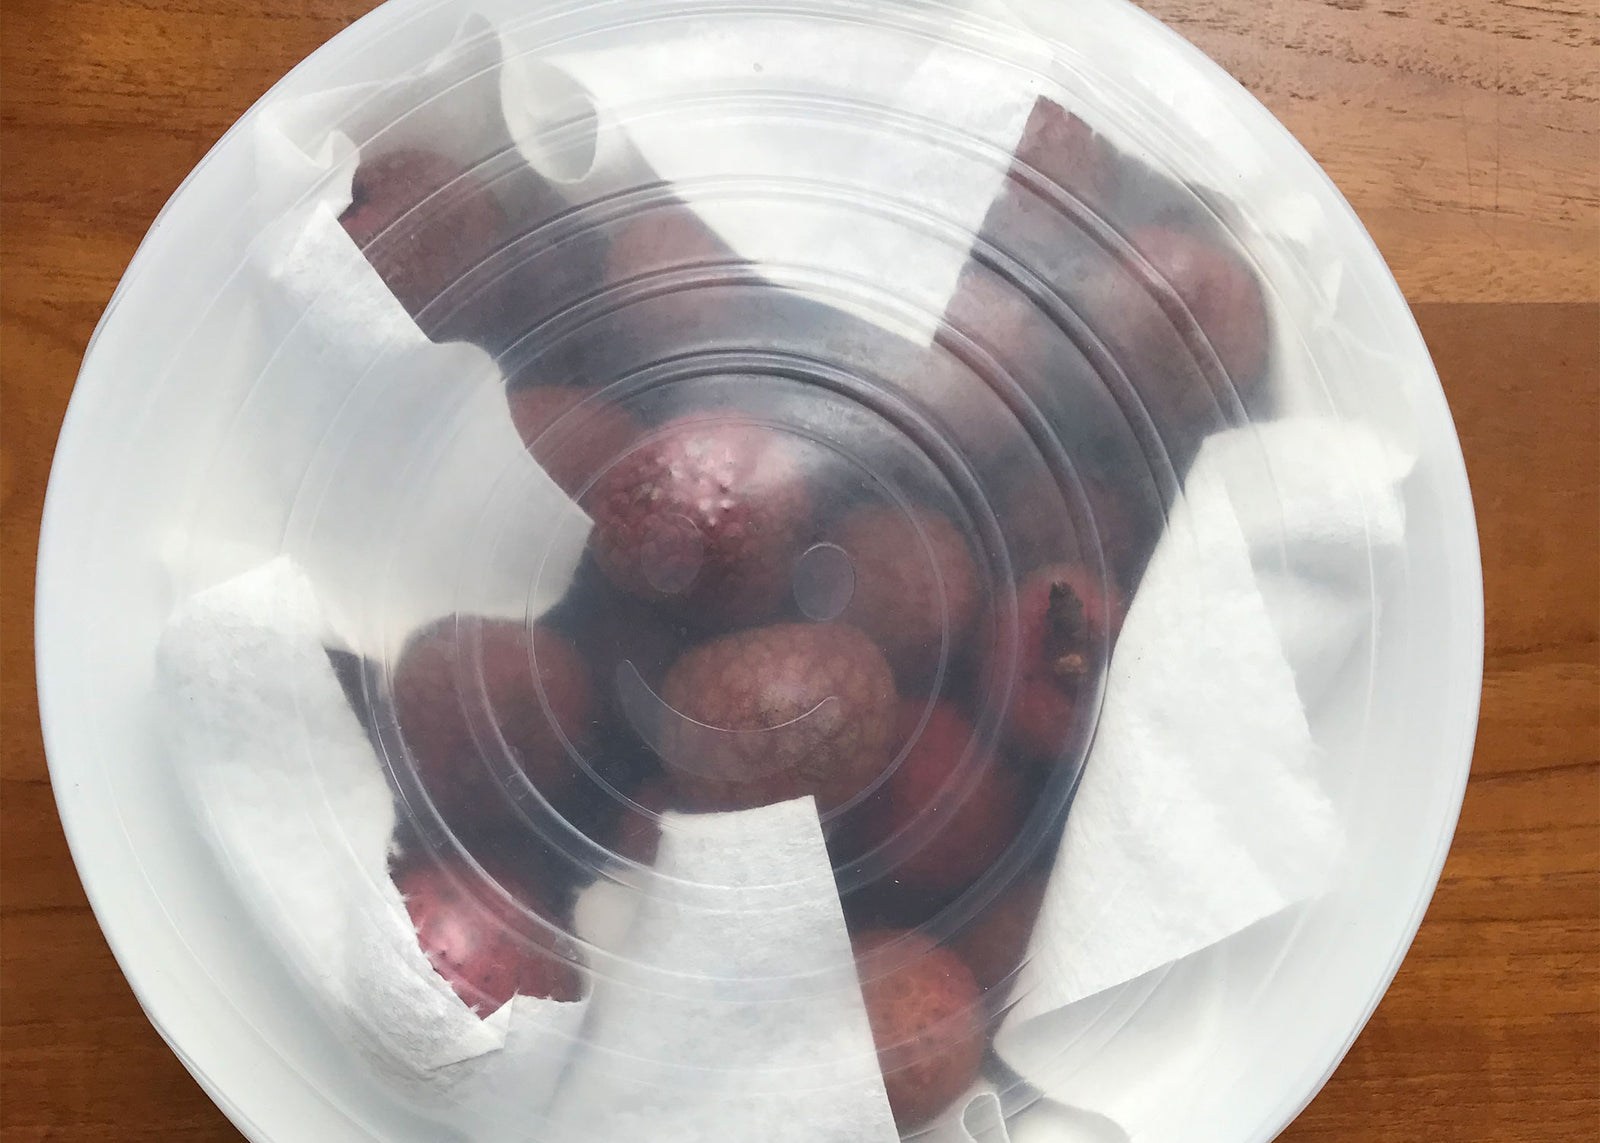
[[1043, 581, 1090, 684]]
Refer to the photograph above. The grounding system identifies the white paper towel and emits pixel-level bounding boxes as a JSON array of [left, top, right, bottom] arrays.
[[502, 8, 1049, 341], [156, 558, 588, 1133], [175, 24, 592, 647], [550, 800, 900, 1143], [990, 418, 1408, 1137]]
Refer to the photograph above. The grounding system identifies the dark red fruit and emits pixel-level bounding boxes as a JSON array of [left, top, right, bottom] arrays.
[[939, 263, 1053, 395], [953, 876, 1047, 992], [392, 618, 595, 826], [990, 565, 1123, 762], [889, 356, 1019, 473], [1077, 226, 1269, 448], [656, 622, 896, 813], [397, 857, 581, 1015], [856, 702, 1021, 894], [507, 386, 641, 495], [339, 148, 506, 323], [827, 507, 980, 687], [1008, 100, 1121, 213], [998, 466, 1150, 589], [584, 414, 813, 628], [995, 469, 1077, 578], [853, 928, 985, 1130], [1127, 225, 1269, 394], [603, 203, 733, 283]]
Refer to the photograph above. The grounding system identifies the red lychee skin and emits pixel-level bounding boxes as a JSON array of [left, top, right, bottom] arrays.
[[996, 470, 1076, 579], [339, 148, 506, 323], [601, 205, 739, 353], [603, 204, 733, 283], [998, 467, 1148, 589], [1079, 226, 1269, 447], [1127, 225, 1269, 395], [656, 622, 897, 813], [940, 263, 1049, 383], [953, 876, 1047, 993], [507, 386, 641, 496], [1009, 101, 1121, 212], [887, 350, 1019, 473], [853, 928, 985, 1130], [584, 415, 813, 629], [397, 858, 581, 1016], [393, 618, 595, 827], [827, 507, 980, 688], [1003, 103, 1266, 396], [989, 565, 1123, 763], [856, 701, 1022, 894]]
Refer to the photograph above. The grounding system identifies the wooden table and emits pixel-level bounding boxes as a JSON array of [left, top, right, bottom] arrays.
[[2, 2, 1595, 1139]]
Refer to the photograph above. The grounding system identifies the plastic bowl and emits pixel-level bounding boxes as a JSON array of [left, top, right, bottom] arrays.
[[36, 1, 1481, 1140]]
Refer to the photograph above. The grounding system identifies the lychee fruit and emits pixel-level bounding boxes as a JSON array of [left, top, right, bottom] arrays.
[[826, 507, 980, 688], [953, 875, 1047, 993], [886, 352, 1021, 474], [1071, 226, 1269, 455], [988, 564, 1123, 762], [997, 465, 1154, 591], [854, 701, 1022, 894], [583, 414, 814, 628], [603, 201, 734, 284], [853, 928, 985, 1130], [1127, 225, 1269, 396], [339, 148, 506, 330], [600, 202, 741, 356], [396, 856, 581, 1015], [655, 622, 897, 813], [392, 617, 596, 827], [1008, 100, 1121, 215], [507, 386, 641, 496], [939, 262, 1053, 394]]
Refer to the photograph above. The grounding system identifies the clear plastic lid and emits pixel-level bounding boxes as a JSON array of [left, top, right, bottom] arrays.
[[36, 2, 1482, 1142]]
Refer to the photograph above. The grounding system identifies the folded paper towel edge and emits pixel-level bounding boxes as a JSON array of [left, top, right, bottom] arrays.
[[156, 556, 591, 1102], [1000, 417, 1398, 1030]]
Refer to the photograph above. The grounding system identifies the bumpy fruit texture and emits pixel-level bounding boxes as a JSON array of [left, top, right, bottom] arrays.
[[992, 565, 1123, 763], [656, 622, 897, 813], [507, 386, 642, 496], [392, 618, 595, 827], [397, 858, 581, 1016], [853, 929, 985, 1130], [953, 876, 1048, 993], [827, 507, 980, 688], [585, 415, 814, 628], [339, 148, 506, 332], [855, 702, 1022, 895]]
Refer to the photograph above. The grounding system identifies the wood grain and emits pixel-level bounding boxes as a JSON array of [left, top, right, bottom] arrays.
[[2, 2, 1596, 1141], [1141, 0, 1600, 303]]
